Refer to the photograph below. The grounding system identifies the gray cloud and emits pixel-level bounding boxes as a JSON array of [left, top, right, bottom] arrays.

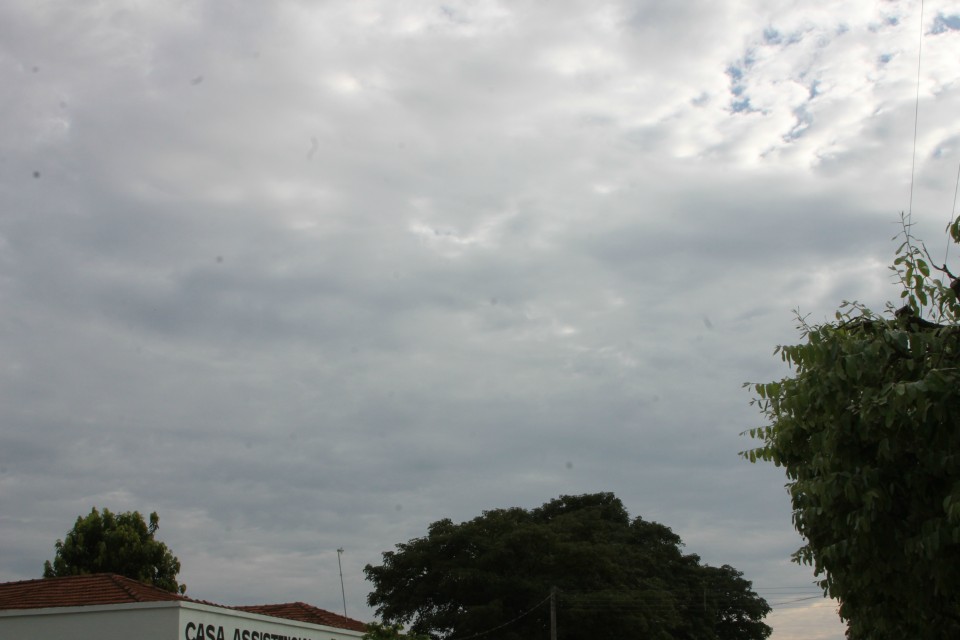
[[3, 2, 958, 639]]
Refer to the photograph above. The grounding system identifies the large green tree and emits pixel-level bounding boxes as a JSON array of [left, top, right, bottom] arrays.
[[744, 217, 960, 639], [365, 493, 771, 640], [43, 507, 186, 594]]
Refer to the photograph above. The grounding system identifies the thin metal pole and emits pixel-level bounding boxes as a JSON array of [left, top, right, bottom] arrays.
[[550, 586, 557, 640], [337, 548, 347, 619]]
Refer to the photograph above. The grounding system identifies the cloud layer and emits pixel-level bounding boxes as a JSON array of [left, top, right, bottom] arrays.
[[3, 2, 959, 638]]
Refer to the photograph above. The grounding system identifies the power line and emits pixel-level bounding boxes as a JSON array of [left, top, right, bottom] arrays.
[[447, 593, 552, 640], [944, 160, 960, 266], [426, 585, 829, 639], [768, 595, 824, 607], [907, 0, 925, 224]]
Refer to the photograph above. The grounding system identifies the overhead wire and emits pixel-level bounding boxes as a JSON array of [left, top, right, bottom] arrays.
[[433, 584, 828, 639], [768, 595, 824, 607], [944, 160, 960, 266], [903, 0, 957, 270], [557, 585, 824, 614], [446, 593, 552, 640], [907, 0, 925, 226]]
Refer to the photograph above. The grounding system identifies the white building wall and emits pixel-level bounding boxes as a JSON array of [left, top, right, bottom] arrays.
[[0, 601, 365, 640], [0, 601, 178, 640]]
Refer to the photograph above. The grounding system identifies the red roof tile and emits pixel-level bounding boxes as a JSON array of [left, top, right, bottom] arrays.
[[236, 602, 367, 632], [0, 574, 186, 610], [0, 575, 366, 632]]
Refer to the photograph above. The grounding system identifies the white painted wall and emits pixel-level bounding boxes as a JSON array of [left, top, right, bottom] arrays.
[[0, 601, 365, 640], [0, 602, 178, 640]]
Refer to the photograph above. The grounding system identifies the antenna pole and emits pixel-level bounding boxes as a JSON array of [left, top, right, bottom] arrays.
[[337, 548, 347, 619]]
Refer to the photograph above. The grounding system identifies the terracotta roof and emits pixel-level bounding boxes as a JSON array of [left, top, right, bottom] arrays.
[[236, 602, 367, 632], [0, 574, 187, 610], [0, 574, 366, 632]]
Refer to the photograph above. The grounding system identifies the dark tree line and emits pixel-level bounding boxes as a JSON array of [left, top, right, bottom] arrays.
[[365, 493, 771, 640]]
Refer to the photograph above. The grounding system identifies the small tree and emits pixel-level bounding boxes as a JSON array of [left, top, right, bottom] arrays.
[[744, 216, 960, 638], [44, 507, 186, 594]]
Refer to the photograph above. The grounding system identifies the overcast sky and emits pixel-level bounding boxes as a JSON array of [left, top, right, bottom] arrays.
[[2, 1, 959, 638]]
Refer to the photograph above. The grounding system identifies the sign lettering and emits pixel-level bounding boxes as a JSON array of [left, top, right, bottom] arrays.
[[184, 620, 329, 640]]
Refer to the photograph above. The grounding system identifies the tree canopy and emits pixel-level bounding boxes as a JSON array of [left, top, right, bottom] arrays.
[[744, 217, 960, 639], [365, 492, 771, 640], [362, 622, 430, 640], [43, 507, 186, 594]]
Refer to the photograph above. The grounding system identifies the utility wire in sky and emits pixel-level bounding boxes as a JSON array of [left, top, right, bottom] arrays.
[[944, 161, 960, 267], [907, 0, 924, 225], [446, 594, 552, 640]]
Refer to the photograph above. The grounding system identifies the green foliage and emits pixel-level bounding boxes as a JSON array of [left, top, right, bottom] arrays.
[[43, 507, 186, 594], [363, 622, 430, 640], [365, 492, 771, 640], [744, 216, 960, 638]]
